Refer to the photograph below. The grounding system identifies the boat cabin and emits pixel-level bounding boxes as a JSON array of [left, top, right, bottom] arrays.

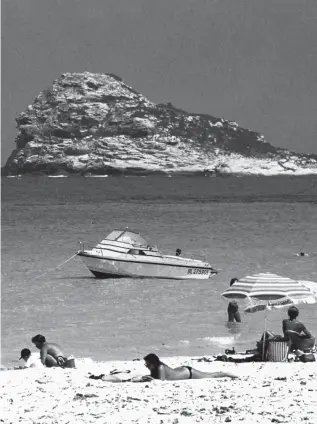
[[93, 229, 161, 257], [105, 229, 149, 247]]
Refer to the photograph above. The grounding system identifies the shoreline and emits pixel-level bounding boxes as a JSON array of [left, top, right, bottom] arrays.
[[2, 355, 317, 423], [3, 170, 317, 177]]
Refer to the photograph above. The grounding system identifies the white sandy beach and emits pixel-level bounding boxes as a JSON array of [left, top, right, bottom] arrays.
[[1, 356, 317, 424]]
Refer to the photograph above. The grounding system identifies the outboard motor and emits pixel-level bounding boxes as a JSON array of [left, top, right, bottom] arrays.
[[176, 248, 181, 256]]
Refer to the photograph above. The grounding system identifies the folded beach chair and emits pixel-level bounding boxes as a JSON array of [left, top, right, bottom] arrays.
[[266, 341, 289, 362]]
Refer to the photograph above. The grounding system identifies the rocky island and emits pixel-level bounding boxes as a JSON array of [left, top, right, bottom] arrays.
[[3, 72, 317, 176]]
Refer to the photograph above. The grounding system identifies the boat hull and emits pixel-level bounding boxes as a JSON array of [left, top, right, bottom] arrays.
[[78, 252, 216, 280]]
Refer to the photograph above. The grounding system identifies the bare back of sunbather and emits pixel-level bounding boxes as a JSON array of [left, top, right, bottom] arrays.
[[282, 319, 312, 339], [157, 363, 237, 381]]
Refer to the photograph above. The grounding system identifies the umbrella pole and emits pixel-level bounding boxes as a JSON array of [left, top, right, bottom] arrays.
[[262, 308, 267, 361]]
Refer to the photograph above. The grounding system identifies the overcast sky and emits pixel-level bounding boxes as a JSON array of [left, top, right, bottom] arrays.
[[2, 0, 317, 164]]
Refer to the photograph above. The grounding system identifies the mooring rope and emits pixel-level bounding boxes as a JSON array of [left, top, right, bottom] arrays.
[[28, 253, 78, 282]]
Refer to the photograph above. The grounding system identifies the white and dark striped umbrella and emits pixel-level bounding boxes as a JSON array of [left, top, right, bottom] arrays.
[[298, 280, 317, 297], [221, 272, 316, 302], [243, 295, 317, 314]]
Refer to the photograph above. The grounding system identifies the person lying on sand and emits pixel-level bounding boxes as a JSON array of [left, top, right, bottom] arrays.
[[143, 353, 238, 380], [31, 334, 75, 368], [88, 354, 238, 382]]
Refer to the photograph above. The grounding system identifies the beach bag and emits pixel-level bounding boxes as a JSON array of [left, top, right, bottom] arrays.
[[298, 353, 316, 363], [266, 341, 289, 362]]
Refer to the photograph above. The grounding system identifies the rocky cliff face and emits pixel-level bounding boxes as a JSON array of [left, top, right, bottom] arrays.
[[3, 72, 317, 176]]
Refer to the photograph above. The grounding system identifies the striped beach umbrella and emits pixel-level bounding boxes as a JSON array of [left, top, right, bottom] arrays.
[[243, 294, 317, 314], [221, 272, 316, 303], [298, 280, 317, 297]]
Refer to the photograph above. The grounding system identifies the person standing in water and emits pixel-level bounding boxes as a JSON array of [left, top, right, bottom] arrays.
[[227, 278, 241, 323]]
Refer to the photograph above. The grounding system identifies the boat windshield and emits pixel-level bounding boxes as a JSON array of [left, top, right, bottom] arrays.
[[106, 230, 149, 246]]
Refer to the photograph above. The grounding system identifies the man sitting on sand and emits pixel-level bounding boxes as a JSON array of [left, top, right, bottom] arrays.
[[282, 306, 315, 351], [31, 334, 75, 368], [19, 348, 44, 369]]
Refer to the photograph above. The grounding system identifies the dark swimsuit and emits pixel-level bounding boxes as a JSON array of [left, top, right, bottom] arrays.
[[56, 356, 76, 368], [57, 356, 68, 367], [227, 301, 241, 323], [184, 366, 193, 379], [151, 365, 193, 380]]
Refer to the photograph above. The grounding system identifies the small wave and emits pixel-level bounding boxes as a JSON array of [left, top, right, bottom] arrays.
[[85, 175, 109, 178], [47, 175, 68, 178], [199, 336, 237, 346], [179, 340, 190, 346]]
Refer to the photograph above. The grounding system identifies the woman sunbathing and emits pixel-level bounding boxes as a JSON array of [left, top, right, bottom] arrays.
[[143, 353, 238, 381], [88, 355, 238, 383]]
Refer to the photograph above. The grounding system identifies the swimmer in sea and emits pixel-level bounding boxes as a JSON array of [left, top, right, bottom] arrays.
[[143, 353, 238, 381], [293, 252, 309, 257]]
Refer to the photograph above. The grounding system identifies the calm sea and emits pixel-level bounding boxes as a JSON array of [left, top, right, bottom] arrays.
[[1, 175, 317, 367]]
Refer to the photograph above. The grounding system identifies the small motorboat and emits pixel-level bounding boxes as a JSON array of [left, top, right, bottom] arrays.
[[77, 229, 217, 279]]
